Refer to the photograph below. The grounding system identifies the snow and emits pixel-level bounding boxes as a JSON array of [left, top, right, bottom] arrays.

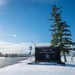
[[0, 56, 75, 75]]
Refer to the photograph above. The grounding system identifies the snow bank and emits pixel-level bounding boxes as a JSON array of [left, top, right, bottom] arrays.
[[0, 56, 75, 75]]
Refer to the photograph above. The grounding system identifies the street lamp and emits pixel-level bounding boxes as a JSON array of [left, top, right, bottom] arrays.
[[32, 42, 36, 58], [32, 42, 36, 50]]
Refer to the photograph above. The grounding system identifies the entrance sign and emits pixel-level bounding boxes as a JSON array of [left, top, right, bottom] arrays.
[[35, 46, 61, 62]]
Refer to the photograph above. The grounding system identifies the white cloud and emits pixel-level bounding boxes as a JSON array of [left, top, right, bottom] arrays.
[[11, 34, 16, 37], [8, 34, 17, 37], [0, 41, 50, 54], [0, 41, 31, 54]]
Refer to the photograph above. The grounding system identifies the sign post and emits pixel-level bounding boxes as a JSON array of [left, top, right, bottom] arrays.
[[29, 46, 32, 61]]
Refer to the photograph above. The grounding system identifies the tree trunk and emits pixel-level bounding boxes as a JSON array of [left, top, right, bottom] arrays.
[[63, 52, 67, 62]]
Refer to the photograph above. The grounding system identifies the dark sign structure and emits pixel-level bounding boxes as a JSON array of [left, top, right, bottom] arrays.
[[35, 46, 61, 62]]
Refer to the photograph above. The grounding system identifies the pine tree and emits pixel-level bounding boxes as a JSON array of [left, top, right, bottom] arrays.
[[49, 5, 74, 62]]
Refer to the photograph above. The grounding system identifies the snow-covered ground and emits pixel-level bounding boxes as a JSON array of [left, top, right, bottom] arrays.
[[0, 56, 75, 75]]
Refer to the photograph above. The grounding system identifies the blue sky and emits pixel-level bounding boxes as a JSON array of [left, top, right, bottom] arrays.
[[0, 0, 75, 53]]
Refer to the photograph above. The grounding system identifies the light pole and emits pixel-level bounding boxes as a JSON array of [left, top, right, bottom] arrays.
[[32, 42, 36, 50], [32, 42, 36, 58]]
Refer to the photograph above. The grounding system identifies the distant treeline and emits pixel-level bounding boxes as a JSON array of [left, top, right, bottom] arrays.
[[0, 52, 30, 58]]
